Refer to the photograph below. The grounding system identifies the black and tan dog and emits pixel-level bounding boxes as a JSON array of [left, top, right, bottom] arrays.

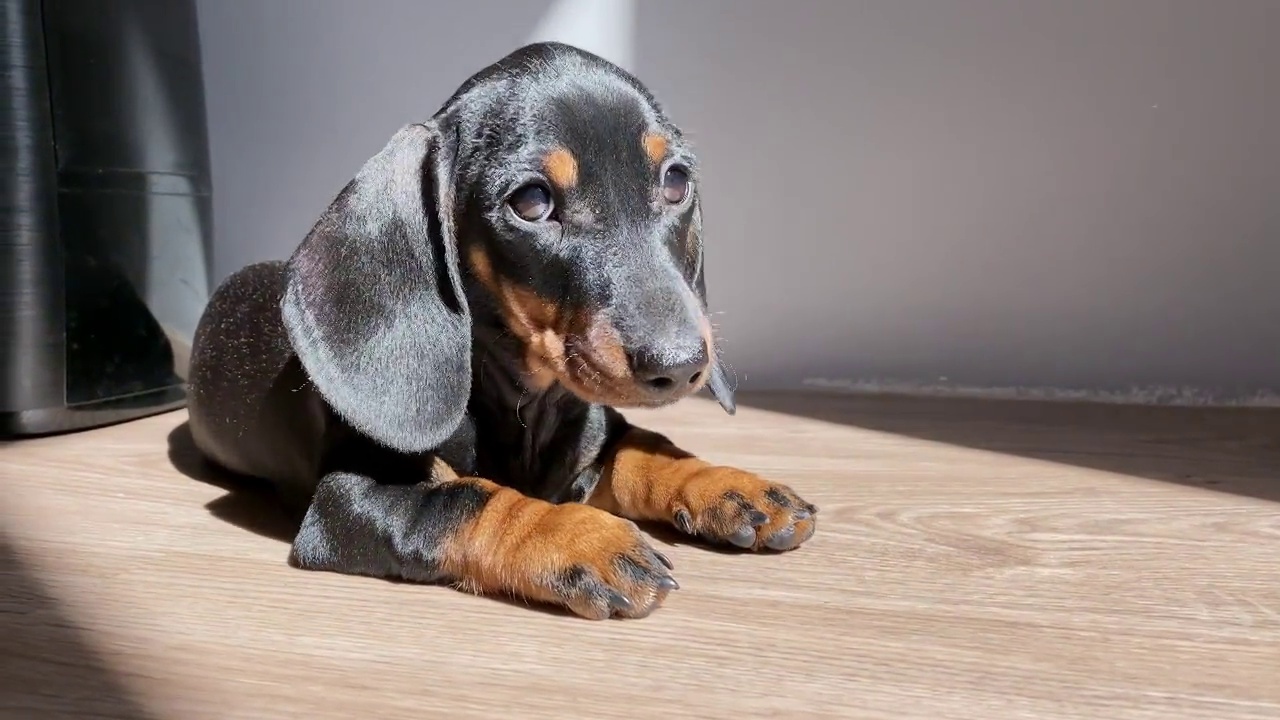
[[187, 42, 817, 620]]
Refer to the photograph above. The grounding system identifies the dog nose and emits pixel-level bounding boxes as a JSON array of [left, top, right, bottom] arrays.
[[629, 341, 709, 397]]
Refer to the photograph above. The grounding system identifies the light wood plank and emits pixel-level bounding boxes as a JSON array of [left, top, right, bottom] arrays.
[[2, 392, 1278, 719]]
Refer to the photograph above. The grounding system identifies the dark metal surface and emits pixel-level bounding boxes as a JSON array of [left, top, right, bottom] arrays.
[[0, 0, 65, 417], [0, 0, 213, 438]]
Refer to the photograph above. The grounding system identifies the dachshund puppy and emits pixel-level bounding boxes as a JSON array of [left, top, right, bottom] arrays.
[[187, 42, 817, 620]]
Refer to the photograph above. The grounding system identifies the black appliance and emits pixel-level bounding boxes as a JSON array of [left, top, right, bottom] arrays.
[[1, 0, 213, 437]]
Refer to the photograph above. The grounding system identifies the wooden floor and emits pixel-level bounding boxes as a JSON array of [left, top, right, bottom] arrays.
[[2, 392, 1279, 720]]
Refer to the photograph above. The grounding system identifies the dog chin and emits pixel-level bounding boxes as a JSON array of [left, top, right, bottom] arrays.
[[555, 370, 642, 407], [531, 340, 702, 408], [550, 367, 690, 409], [570, 371, 701, 407], [635, 396, 684, 410]]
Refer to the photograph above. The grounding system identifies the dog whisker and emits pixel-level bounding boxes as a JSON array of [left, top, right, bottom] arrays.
[[515, 389, 530, 429], [723, 359, 741, 392], [571, 354, 606, 388], [476, 328, 518, 390]]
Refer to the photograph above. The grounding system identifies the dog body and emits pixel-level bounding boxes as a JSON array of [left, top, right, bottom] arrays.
[[187, 42, 816, 619]]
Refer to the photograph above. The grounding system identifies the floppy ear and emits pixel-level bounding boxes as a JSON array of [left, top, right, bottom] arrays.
[[688, 197, 736, 416], [281, 122, 472, 453]]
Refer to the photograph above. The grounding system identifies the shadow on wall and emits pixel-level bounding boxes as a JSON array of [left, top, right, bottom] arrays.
[[735, 391, 1280, 505], [0, 529, 158, 720]]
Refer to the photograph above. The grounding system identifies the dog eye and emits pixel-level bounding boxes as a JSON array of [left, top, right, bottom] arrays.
[[509, 183, 554, 222], [662, 166, 690, 204]]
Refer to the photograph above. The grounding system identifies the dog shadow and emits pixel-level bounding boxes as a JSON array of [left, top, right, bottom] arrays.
[[168, 420, 736, 551], [166, 422, 755, 620], [636, 521, 758, 556], [166, 422, 301, 544], [165, 424, 593, 619]]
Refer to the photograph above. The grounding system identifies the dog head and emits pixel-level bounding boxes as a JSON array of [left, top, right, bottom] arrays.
[[282, 42, 734, 454]]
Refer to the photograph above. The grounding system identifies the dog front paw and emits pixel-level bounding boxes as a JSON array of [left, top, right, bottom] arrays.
[[479, 503, 678, 620], [669, 468, 818, 552]]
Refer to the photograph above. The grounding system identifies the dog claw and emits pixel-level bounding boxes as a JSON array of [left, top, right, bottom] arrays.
[[764, 525, 796, 551], [747, 510, 769, 526], [607, 591, 633, 612], [673, 508, 695, 535], [654, 550, 675, 570], [727, 526, 757, 548], [657, 576, 680, 591]]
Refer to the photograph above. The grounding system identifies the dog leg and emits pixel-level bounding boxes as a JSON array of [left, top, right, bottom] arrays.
[[289, 463, 678, 620], [586, 427, 819, 552]]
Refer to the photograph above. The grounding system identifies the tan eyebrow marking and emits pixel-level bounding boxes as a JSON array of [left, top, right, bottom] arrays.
[[642, 132, 668, 166], [541, 147, 579, 189]]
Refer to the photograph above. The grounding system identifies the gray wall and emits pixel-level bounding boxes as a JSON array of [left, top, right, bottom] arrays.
[[196, 0, 1280, 401]]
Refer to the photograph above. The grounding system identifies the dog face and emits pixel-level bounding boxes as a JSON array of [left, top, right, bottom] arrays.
[[452, 46, 718, 409], [281, 43, 734, 455]]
